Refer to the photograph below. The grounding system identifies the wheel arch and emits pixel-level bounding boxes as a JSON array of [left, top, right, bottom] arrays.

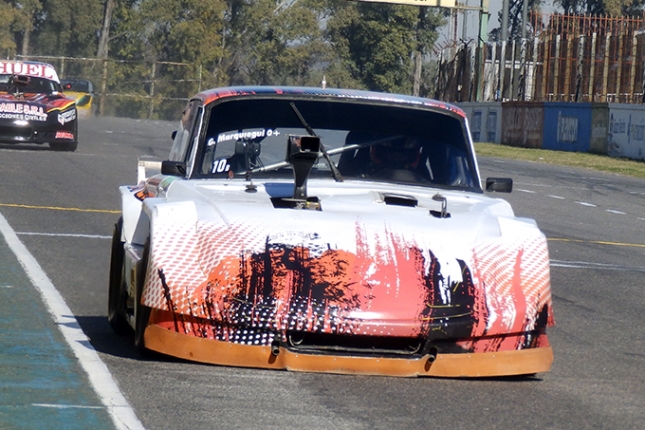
[[120, 185, 153, 246]]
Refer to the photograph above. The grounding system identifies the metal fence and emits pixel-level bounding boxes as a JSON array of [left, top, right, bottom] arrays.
[[15, 55, 203, 121]]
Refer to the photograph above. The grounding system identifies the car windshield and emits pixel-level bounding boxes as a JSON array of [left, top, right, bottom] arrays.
[[61, 80, 92, 92], [0, 74, 59, 94], [196, 97, 478, 190]]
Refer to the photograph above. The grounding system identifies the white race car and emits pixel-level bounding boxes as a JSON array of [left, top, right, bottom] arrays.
[[108, 86, 554, 377]]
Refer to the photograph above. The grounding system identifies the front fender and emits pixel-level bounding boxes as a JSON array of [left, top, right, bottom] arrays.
[[141, 199, 199, 309], [120, 185, 148, 245], [145, 199, 198, 233], [120, 186, 167, 246]]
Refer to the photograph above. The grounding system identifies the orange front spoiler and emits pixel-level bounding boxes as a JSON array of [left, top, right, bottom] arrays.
[[144, 323, 553, 378]]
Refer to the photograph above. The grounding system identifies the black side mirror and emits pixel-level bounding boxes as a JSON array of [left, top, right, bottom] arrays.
[[171, 130, 177, 140], [161, 160, 186, 177], [485, 177, 513, 193]]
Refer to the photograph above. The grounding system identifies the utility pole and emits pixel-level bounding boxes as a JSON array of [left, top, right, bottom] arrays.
[[518, 0, 529, 100], [475, 0, 489, 101], [97, 0, 115, 59], [97, 0, 115, 117], [498, 0, 509, 100], [413, 7, 427, 96]]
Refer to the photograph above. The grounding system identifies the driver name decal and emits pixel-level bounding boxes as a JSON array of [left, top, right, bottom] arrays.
[[217, 128, 279, 143]]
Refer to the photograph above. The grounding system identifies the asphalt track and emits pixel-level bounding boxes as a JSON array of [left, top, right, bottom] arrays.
[[0, 116, 644, 429], [0, 224, 113, 429]]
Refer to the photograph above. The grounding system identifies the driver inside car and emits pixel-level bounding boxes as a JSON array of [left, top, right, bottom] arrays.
[[367, 137, 430, 183]]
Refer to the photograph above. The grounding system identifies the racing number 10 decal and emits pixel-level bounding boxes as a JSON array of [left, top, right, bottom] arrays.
[[212, 158, 230, 174]]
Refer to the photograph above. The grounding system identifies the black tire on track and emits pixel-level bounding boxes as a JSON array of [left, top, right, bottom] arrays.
[[107, 217, 131, 335], [49, 141, 78, 151], [134, 239, 152, 357]]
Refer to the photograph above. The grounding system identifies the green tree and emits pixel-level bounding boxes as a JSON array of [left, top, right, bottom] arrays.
[[1, 0, 447, 118], [11, 0, 43, 55], [103, 0, 147, 60], [138, 0, 225, 64], [105, 0, 229, 118], [490, 0, 544, 41], [554, 0, 645, 16], [326, 1, 444, 94], [220, 0, 328, 86], [0, 3, 18, 58], [32, 0, 104, 57], [555, 0, 584, 14]]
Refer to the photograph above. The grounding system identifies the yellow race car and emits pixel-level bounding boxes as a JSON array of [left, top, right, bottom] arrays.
[[61, 79, 94, 116]]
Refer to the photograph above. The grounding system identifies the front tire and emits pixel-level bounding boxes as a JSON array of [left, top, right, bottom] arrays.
[[49, 141, 78, 152], [107, 218, 131, 335], [134, 239, 152, 356]]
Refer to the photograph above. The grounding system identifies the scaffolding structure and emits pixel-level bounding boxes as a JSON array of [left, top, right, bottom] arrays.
[[435, 12, 645, 103]]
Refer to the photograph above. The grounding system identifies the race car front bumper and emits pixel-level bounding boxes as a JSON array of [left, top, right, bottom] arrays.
[[143, 309, 554, 378], [0, 110, 77, 145]]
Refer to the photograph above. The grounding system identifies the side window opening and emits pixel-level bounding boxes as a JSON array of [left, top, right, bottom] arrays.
[[184, 107, 204, 178], [168, 100, 201, 164]]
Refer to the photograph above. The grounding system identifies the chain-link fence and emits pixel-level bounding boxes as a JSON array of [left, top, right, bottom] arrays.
[[15, 55, 203, 121]]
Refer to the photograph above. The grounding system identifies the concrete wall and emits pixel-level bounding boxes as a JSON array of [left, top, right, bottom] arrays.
[[500, 102, 545, 148], [542, 102, 593, 153], [457, 102, 502, 143], [460, 101, 645, 161], [608, 104, 645, 161], [590, 104, 609, 155]]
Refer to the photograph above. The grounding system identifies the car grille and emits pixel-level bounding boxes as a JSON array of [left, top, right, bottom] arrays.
[[285, 331, 426, 358], [0, 126, 33, 141]]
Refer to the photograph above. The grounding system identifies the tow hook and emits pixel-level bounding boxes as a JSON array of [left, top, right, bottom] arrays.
[[271, 340, 281, 356], [427, 346, 438, 364]]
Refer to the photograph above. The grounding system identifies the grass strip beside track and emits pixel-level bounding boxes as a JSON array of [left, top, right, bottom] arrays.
[[475, 143, 645, 179]]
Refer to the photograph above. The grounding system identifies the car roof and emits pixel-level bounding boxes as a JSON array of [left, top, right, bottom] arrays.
[[193, 86, 466, 118], [0, 60, 60, 83]]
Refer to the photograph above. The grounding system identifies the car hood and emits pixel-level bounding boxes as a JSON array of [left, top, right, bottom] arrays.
[[144, 177, 550, 340], [0, 92, 75, 112], [163, 178, 515, 244]]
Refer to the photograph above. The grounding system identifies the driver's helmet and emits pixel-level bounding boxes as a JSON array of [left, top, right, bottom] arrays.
[[370, 137, 423, 170]]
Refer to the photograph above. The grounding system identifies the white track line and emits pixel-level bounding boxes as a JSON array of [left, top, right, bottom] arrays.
[[33, 403, 105, 410], [551, 259, 645, 273], [0, 212, 145, 430], [16, 232, 111, 239]]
